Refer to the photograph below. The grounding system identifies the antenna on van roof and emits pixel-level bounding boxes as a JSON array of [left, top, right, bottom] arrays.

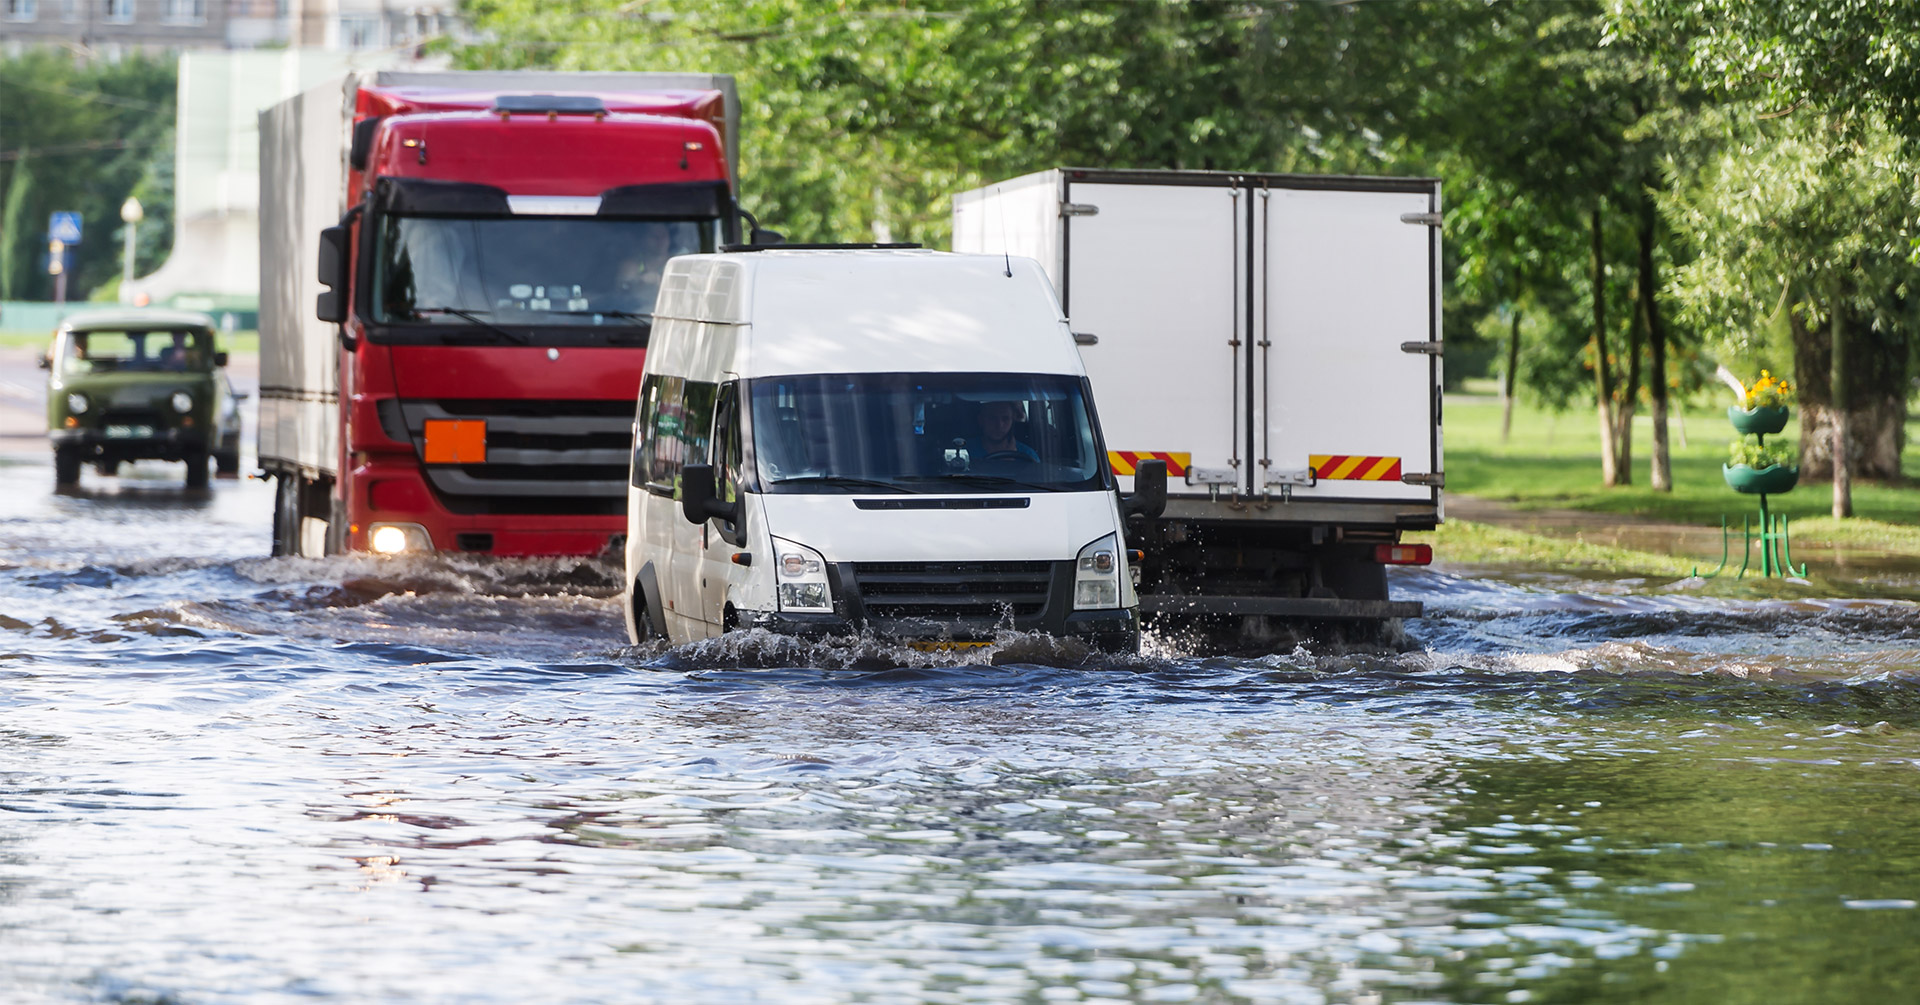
[[996, 186, 1012, 278]]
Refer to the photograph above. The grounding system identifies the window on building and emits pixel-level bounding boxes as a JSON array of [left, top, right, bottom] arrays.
[[340, 16, 379, 49], [3, 0, 37, 24], [161, 0, 205, 24], [103, 0, 133, 24], [62, 0, 78, 22]]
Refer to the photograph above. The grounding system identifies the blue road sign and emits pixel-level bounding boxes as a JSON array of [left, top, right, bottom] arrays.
[[49, 212, 82, 245]]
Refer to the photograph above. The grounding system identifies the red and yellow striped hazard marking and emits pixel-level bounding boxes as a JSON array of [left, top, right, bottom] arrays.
[[1310, 454, 1401, 481], [1108, 451, 1190, 477]]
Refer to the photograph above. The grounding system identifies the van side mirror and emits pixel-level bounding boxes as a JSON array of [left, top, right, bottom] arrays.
[[680, 464, 739, 525], [1124, 458, 1167, 519], [316, 224, 349, 324]]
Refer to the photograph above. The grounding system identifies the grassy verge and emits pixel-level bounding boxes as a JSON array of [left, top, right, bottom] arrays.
[[1407, 519, 1695, 578], [1447, 392, 1920, 530]]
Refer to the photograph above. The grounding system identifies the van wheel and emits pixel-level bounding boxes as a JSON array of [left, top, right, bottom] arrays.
[[53, 446, 81, 486], [630, 582, 659, 643]]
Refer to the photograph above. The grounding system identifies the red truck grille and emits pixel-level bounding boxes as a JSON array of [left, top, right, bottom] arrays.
[[401, 399, 632, 516]]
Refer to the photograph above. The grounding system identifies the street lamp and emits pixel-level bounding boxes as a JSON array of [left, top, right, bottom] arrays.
[[120, 196, 143, 291]]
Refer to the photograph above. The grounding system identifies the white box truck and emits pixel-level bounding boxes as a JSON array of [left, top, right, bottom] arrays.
[[954, 169, 1442, 643]]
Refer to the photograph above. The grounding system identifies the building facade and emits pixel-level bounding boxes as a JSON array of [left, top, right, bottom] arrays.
[[0, 0, 462, 57]]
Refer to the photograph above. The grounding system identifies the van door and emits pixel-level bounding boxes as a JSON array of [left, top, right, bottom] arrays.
[[666, 379, 720, 637], [696, 381, 746, 631], [1255, 185, 1438, 502], [1063, 179, 1244, 494]]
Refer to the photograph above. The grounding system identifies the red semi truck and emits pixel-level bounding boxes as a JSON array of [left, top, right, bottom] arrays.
[[259, 70, 757, 557]]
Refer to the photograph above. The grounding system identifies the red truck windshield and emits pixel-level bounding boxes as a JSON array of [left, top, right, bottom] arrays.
[[372, 214, 718, 336]]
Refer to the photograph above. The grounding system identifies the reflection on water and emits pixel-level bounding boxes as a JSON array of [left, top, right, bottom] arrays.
[[4, 453, 1920, 1003]]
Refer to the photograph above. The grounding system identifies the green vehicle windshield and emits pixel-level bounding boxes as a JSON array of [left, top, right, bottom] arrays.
[[60, 329, 214, 376]]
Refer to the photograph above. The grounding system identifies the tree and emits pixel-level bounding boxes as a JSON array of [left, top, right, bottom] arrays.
[[1620, 1, 1920, 511], [0, 52, 176, 301]]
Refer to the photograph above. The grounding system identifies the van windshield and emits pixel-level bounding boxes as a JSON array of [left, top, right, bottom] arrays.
[[750, 373, 1107, 494], [59, 329, 213, 375]]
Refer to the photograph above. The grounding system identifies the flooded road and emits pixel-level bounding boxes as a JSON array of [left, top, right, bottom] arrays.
[[5, 445, 1920, 1004]]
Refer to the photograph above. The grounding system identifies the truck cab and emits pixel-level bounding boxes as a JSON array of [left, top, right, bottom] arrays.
[[624, 250, 1148, 654], [260, 71, 746, 558]]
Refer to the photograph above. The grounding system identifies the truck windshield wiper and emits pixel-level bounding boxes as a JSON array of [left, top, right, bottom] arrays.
[[549, 309, 652, 325], [769, 475, 911, 493], [414, 307, 529, 344]]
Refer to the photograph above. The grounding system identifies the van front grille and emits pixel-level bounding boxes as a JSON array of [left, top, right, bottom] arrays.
[[851, 560, 1055, 622]]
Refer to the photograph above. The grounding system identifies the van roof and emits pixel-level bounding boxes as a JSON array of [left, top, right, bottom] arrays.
[[651, 249, 1083, 378], [57, 308, 217, 334]]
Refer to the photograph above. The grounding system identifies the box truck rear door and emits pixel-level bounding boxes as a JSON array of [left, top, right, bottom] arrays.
[[1065, 180, 1243, 494], [1256, 186, 1438, 503]]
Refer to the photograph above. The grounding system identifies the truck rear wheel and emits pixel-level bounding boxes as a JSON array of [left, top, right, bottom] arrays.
[[53, 446, 81, 486], [272, 475, 300, 556]]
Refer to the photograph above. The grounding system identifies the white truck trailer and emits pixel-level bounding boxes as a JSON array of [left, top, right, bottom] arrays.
[[954, 168, 1442, 643]]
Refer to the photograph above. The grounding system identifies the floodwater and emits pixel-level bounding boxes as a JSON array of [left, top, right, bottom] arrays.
[[5, 451, 1920, 1005]]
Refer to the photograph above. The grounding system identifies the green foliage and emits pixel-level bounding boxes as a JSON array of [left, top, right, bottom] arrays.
[[0, 52, 176, 300], [1727, 436, 1795, 469]]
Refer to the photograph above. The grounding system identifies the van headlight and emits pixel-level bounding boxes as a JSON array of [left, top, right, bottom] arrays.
[[170, 391, 193, 413], [368, 522, 433, 554], [66, 392, 89, 415], [1073, 533, 1122, 610], [772, 537, 833, 612]]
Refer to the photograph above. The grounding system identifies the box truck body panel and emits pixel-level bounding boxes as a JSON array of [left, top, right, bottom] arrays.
[[1058, 182, 1242, 492], [1260, 186, 1437, 504]]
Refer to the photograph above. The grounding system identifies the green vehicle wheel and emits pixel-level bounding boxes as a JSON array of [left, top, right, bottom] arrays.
[[53, 446, 81, 486], [184, 449, 210, 490]]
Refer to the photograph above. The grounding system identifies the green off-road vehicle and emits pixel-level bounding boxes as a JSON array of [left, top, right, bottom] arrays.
[[40, 309, 242, 488]]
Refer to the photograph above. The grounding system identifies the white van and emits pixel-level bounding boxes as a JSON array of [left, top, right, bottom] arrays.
[[621, 248, 1165, 653]]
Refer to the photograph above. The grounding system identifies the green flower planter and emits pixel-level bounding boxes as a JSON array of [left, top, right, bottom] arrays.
[[1728, 405, 1790, 435], [1723, 463, 1798, 495]]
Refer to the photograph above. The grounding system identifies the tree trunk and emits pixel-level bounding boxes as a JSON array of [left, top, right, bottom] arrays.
[[1613, 293, 1642, 485], [1501, 308, 1520, 443], [1590, 205, 1617, 486], [1829, 290, 1852, 517], [1638, 201, 1671, 491], [1791, 301, 1907, 482]]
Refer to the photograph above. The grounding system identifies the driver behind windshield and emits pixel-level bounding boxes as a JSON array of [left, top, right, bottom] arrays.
[[968, 400, 1039, 463]]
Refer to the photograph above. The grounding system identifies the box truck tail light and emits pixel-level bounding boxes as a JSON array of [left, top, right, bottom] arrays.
[[1375, 544, 1432, 566]]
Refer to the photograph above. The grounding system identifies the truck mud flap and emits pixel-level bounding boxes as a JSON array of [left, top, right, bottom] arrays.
[[1139, 596, 1422, 620]]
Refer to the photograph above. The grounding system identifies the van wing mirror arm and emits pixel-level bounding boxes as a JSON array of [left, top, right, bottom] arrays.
[[1124, 458, 1168, 519]]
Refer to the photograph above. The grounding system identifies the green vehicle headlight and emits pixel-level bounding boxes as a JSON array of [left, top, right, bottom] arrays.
[[66, 393, 88, 415], [170, 391, 193, 414]]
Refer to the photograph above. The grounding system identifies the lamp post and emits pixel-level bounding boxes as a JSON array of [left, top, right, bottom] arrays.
[[120, 196, 143, 291]]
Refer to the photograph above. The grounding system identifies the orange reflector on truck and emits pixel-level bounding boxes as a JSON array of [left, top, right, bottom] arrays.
[[423, 419, 486, 464], [1310, 454, 1402, 481], [1108, 451, 1189, 477], [1375, 543, 1432, 565]]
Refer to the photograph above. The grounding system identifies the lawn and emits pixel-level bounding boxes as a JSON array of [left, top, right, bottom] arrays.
[[1446, 388, 1920, 530]]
